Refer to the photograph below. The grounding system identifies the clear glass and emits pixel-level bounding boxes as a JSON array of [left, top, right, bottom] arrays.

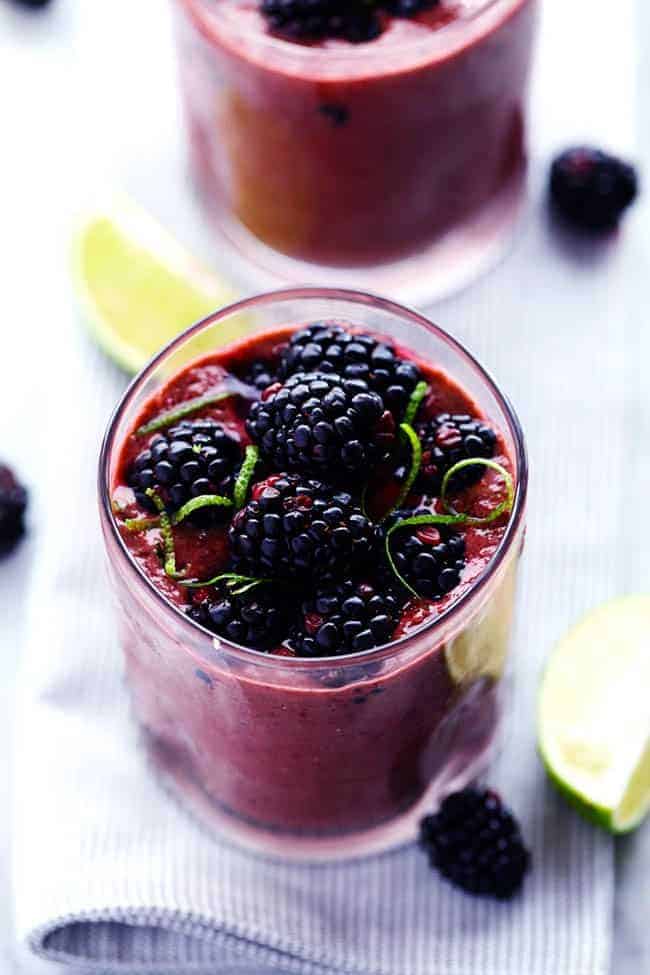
[[98, 288, 528, 861], [170, 0, 539, 304]]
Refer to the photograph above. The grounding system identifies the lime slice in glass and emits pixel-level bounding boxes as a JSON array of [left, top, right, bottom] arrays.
[[539, 595, 650, 833], [72, 196, 237, 373]]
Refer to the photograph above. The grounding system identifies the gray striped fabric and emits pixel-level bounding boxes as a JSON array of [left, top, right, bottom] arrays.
[[13, 277, 618, 974]]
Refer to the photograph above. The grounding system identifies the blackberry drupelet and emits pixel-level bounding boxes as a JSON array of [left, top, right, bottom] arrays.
[[415, 413, 497, 494], [0, 463, 28, 554], [128, 418, 242, 518], [278, 322, 422, 418], [420, 788, 530, 899], [291, 579, 405, 657], [261, 0, 381, 43], [187, 584, 289, 650], [385, 510, 465, 599], [382, 0, 437, 14], [246, 372, 395, 478], [550, 146, 638, 231], [229, 475, 376, 581]]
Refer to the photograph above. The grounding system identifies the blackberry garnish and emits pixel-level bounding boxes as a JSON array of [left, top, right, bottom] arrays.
[[246, 372, 395, 478], [291, 579, 405, 657], [384, 510, 465, 599], [550, 146, 638, 231], [128, 418, 242, 519], [242, 360, 278, 394], [261, 0, 381, 44], [279, 322, 422, 418], [383, 0, 436, 13], [0, 463, 28, 554], [187, 584, 290, 650], [420, 788, 530, 899], [229, 475, 376, 582], [415, 414, 497, 494]]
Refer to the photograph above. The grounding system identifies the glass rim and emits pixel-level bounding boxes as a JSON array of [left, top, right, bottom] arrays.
[[176, 0, 528, 70], [98, 286, 528, 671]]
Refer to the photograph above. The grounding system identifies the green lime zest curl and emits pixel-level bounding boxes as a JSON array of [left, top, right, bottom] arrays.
[[403, 381, 429, 428], [124, 515, 161, 532], [180, 572, 271, 597], [171, 494, 233, 526], [136, 390, 233, 437], [441, 458, 514, 525], [379, 422, 422, 524], [234, 445, 260, 510], [145, 489, 184, 579]]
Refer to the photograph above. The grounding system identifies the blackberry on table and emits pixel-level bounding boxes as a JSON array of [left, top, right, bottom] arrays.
[[291, 579, 405, 657], [246, 372, 395, 479], [278, 322, 422, 418], [0, 464, 28, 554], [384, 510, 465, 600], [420, 788, 530, 899], [128, 418, 242, 519], [229, 475, 376, 582], [187, 583, 290, 650], [415, 413, 497, 495], [550, 146, 638, 231]]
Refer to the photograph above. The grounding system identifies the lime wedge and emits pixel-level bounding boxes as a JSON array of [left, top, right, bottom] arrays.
[[73, 196, 237, 373], [539, 595, 650, 833]]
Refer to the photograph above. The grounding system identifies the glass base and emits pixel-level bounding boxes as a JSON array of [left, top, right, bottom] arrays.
[[194, 169, 527, 308], [142, 678, 503, 864]]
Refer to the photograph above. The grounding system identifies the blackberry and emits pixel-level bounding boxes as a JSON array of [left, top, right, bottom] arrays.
[[0, 463, 28, 554], [247, 372, 395, 478], [420, 788, 530, 899], [261, 0, 381, 43], [385, 510, 465, 599], [550, 146, 638, 231], [279, 322, 422, 418], [291, 579, 405, 657], [187, 584, 289, 650], [229, 475, 376, 581], [415, 413, 497, 494], [128, 418, 242, 519], [382, 0, 437, 13], [242, 360, 278, 394]]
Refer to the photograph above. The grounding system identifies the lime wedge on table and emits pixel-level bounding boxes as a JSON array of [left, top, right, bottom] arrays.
[[539, 596, 650, 834], [73, 197, 236, 374]]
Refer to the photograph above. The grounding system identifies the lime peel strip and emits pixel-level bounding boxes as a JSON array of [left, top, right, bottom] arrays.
[[180, 571, 271, 597], [233, 445, 260, 510], [136, 390, 233, 437], [379, 422, 422, 524], [403, 381, 429, 427], [124, 515, 161, 532], [145, 488, 184, 579], [171, 494, 232, 525], [384, 457, 515, 596]]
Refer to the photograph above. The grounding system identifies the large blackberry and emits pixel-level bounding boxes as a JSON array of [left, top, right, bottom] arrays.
[[261, 0, 381, 43], [128, 418, 242, 519], [420, 788, 530, 899], [415, 413, 497, 494], [550, 146, 638, 231], [384, 511, 465, 599], [187, 584, 289, 650], [247, 372, 395, 478], [279, 322, 422, 418], [229, 475, 376, 582], [291, 579, 405, 657], [0, 463, 28, 554], [241, 359, 278, 394]]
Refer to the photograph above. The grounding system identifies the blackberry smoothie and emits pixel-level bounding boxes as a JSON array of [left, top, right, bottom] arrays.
[[100, 290, 526, 859], [172, 0, 537, 293]]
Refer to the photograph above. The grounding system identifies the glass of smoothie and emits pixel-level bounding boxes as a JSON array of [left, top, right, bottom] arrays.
[[99, 288, 527, 861], [171, 0, 538, 303]]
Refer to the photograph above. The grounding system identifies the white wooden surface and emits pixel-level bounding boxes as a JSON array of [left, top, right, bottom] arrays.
[[0, 0, 647, 971]]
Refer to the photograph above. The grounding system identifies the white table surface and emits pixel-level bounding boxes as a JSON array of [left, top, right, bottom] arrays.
[[1, 0, 648, 971]]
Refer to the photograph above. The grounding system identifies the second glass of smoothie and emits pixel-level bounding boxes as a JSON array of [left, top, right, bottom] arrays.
[[99, 288, 527, 860], [172, 0, 538, 301]]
